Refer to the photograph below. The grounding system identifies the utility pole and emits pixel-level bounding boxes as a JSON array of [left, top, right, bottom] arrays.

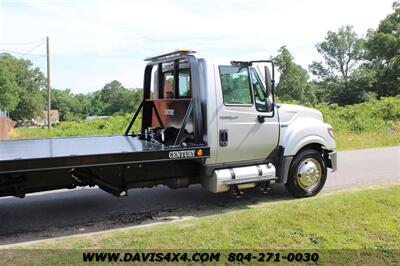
[[46, 36, 51, 129]]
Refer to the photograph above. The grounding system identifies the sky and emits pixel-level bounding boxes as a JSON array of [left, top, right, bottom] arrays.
[[0, 0, 395, 93]]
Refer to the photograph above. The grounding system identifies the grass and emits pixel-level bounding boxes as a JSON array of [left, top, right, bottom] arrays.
[[335, 130, 400, 150], [3, 185, 399, 265]]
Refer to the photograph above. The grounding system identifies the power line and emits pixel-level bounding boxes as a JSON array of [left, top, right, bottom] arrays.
[[23, 40, 45, 54], [0, 49, 46, 57], [0, 38, 46, 58], [0, 39, 45, 46]]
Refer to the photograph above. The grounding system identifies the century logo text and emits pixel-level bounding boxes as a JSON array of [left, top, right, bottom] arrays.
[[169, 150, 196, 159]]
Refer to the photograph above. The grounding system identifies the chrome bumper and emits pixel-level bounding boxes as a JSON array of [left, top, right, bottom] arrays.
[[328, 151, 337, 172]]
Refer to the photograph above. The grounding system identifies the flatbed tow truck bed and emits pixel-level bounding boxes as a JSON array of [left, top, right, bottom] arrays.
[[0, 135, 210, 198], [0, 135, 209, 174]]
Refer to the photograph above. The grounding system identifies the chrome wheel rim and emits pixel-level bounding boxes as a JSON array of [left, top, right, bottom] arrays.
[[296, 158, 322, 192]]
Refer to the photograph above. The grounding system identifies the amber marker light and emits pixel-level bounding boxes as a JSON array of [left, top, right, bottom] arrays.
[[197, 149, 203, 157]]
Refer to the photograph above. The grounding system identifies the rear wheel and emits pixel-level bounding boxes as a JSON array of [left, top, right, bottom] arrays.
[[285, 149, 327, 198]]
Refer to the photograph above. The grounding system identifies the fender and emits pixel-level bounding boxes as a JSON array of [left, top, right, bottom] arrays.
[[281, 117, 336, 156]]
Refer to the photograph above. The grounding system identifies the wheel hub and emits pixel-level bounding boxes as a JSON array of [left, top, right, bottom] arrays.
[[296, 158, 322, 192]]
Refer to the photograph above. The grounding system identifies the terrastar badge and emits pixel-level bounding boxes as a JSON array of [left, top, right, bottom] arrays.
[[169, 150, 196, 159]]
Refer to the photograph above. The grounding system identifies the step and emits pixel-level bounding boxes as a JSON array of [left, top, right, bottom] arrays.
[[223, 176, 277, 186]]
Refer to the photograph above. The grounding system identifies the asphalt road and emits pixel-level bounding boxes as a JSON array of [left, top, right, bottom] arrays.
[[0, 146, 399, 245]]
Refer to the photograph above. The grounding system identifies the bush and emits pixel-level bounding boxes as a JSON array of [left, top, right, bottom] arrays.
[[315, 97, 400, 133], [50, 113, 140, 137]]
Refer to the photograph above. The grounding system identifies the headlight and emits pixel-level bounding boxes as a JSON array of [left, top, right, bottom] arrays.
[[327, 127, 334, 138]]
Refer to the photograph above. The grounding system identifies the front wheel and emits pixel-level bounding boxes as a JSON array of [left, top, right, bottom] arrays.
[[285, 149, 327, 198]]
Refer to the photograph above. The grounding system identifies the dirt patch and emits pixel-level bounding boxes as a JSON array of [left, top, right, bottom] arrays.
[[7, 128, 20, 140], [0, 208, 179, 246]]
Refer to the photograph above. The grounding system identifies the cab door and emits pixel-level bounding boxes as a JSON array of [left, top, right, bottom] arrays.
[[216, 65, 279, 163]]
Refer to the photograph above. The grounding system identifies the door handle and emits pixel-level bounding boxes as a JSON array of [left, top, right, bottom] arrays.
[[219, 129, 228, 147]]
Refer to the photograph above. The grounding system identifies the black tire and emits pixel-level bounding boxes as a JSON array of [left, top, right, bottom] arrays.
[[285, 149, 327, 198]]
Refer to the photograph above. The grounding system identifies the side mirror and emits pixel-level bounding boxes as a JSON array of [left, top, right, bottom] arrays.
[[264, 66, 274, 112], [264, 65, 272, 97]]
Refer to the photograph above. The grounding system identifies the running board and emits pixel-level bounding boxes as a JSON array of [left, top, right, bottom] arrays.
[[223, 176, 277, 186]]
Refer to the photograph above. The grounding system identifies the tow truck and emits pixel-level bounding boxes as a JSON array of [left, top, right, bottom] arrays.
[[0, 50, 337, 199]]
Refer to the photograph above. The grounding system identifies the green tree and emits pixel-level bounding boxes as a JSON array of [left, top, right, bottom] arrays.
[[100, 80, 142, 115], [100, 80, 126, 115], [50, 89, 81, 121], [90, 90, 106, 116], [120, 88, 142, 114], [274, 46, 316, 105], [365, 1, 400, 97], [50, 89, 100, 121], [75, 93, 92, 117], [309, 25, 367, 105], [0, 54, 20, 112], [0, 53, 46, 119]]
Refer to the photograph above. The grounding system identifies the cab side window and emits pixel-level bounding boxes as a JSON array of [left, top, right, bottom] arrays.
[[164, 74, 174, 98], [219, 66, 252, 105], [178, 71, 191, 98], [250, 68, 268, 112], [163, 70, 191, 99]]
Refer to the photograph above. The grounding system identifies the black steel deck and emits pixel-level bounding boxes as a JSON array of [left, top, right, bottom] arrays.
[[0, 135, 209, 174]]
